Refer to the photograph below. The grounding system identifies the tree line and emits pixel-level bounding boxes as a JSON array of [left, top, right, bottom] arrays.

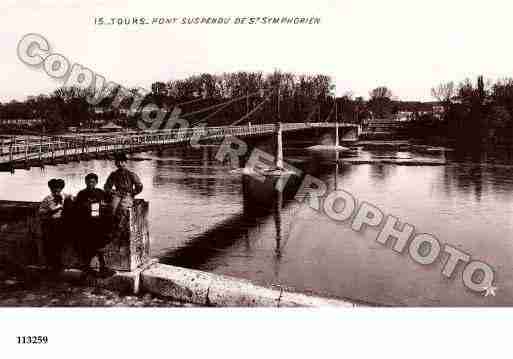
[[0, 70, 405, 132], [0, 71, 338, 132], [4, 70, 513, 147], [430, 76, 513, 145]]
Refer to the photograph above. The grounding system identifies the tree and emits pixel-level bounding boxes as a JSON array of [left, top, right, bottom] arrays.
[[151, 81, 167, 96], [150, 82, 168, 107], [368, 86, 393, 118], [369, 86, 393, 100], [431, 81, 456, 122], [486, 105, 510, 143], [488, 105, 510, 128], [52, 86, 95, 128], [431, 81, 455, 103], [450, 76, 495, 143]]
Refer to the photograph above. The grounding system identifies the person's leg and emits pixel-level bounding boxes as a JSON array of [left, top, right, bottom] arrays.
[[97, 250, 106, 269], [110, 195, 121, 219], [53, 218, 65, 271], [112, 194, 133, 240], [77, 236, 100, 277], [94, 218, 115, 276], [119, 195, 134, 210], [79, 247, 95, 274], [77, 222, 95, 272], [108, 195, 122, 238], [44, 221, 63, 273], [41, 222, 54, 270], [97, 250, 115, 277]]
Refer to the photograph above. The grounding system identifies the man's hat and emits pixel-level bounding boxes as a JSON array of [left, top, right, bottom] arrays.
[[85, 173, 98, 182], [48, 178, 65, 190], [114, 153, 128, 162]]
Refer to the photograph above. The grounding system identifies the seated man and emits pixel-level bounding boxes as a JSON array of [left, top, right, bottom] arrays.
[[75, 173, 114, 277], [104, 153, 143, 240], [39, 178, 72, 273]]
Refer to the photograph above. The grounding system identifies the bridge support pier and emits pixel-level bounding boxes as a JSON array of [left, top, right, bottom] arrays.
[[275, 122, 283, 169], [335, 121, 339, 147]]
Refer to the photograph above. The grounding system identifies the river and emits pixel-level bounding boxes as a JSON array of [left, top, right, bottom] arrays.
[[1, 138, 513, 306]]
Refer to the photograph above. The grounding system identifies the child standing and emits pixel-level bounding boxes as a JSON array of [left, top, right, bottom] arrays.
[[38, 178, 72, 272], [75, 173, 114, 277]]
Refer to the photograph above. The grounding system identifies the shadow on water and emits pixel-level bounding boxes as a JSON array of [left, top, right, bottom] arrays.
[[159, 149, 339, 270], [160, 172, 299, 270]]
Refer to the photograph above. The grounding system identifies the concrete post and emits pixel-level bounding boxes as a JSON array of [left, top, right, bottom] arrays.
[[103, 199, 151, 271], [275, 122, 283, 169]]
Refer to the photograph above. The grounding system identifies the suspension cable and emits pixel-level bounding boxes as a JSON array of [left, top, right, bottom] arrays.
[[324, 102, 335, 122], [180, 89, 270, 119], [189, 100, 235, 127], [230, 93, 272, 126]]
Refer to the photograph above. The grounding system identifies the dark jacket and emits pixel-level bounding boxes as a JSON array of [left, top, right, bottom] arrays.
[[74, 188, 109, 250], [75, 188, 106, 219], [104, 168, 143, 197]]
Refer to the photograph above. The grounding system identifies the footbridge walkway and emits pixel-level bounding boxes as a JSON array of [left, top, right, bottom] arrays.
[[0, 122, 360, 169]]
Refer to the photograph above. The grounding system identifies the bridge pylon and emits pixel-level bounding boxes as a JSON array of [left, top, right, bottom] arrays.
[[275, 122, 283, 169], [335, 121, 340, 147]]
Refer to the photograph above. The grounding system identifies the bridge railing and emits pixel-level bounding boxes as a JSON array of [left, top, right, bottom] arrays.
[[0, 122, 358, 163]]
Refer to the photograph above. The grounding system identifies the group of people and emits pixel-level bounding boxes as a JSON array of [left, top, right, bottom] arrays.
[[38, 153, 143, 277]]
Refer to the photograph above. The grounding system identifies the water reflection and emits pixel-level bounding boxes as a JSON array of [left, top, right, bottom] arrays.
[[3, 143, 513, 305], [183, 146, 513, 305], [161, 173, 290, 271]]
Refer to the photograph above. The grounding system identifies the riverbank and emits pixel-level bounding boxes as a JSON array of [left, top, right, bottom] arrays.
[[0, 266, 193, 307], [0, 263, 364, 307]]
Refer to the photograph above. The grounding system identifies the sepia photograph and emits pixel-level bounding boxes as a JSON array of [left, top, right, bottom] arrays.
[[1, 0, 512, 357]]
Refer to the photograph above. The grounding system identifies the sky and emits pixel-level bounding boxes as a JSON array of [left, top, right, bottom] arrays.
[[1, 0, 513, 102]]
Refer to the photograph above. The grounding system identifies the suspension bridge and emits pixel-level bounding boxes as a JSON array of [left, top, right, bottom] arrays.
[[0, 89, 362, 171]]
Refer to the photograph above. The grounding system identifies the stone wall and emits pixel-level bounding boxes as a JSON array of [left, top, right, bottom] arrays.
[[0, 201, 42, 268]]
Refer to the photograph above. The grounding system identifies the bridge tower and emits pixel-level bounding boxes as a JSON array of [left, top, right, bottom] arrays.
[[275, 122, 283, 169], [275, 86, 284, 170], [335, 121, 339, 147], [335, 100, 340, 147]]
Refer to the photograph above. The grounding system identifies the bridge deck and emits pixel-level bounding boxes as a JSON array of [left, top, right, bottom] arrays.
[[0, 122, 360, 166]]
